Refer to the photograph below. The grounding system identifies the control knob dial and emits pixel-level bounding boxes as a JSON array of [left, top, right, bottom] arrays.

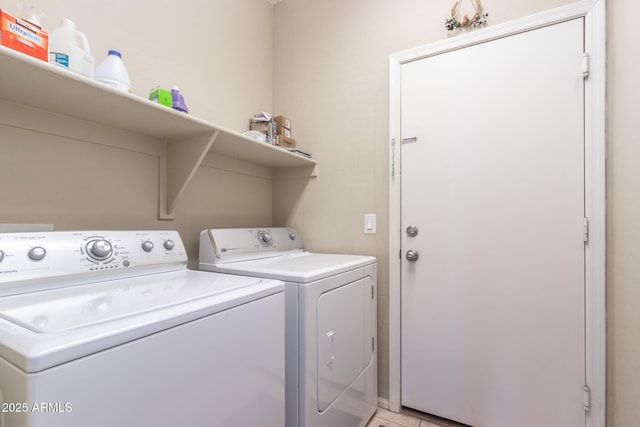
[[28, 246, 47, 261], [257, 230, 273, 247], [142, 241, 154, 252], [86, 239, 113, 260]]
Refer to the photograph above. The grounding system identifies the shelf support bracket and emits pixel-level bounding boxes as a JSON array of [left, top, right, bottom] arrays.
[[159, 131, 218, 219]]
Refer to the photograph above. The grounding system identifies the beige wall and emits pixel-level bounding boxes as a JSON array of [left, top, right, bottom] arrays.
[[0, 0, 275, 266], [0, 0, 638, 425], [607, 1, 640, 426], [2, 0, 275, 130], [273, 0, 638, 425]]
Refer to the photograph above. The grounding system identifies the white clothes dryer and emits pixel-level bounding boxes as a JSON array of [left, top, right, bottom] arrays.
[[199, 227, 377, 427], [0, 230, 285, 427]]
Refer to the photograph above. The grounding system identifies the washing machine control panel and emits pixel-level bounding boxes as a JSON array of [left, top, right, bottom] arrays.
[[0, 230, 187, 296]]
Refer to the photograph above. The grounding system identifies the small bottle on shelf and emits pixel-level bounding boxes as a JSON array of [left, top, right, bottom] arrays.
[[171, 86, 189, 114]]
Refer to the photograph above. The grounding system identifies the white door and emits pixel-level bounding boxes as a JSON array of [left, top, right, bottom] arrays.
[[400, 19, 586, 427]]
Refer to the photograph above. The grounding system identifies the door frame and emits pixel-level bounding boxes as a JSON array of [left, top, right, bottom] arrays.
[[387, 1, 606, 426]]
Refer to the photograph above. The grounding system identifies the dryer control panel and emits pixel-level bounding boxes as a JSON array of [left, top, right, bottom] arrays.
[[0, 230, 187, 296], [200, 227, 303, 264]]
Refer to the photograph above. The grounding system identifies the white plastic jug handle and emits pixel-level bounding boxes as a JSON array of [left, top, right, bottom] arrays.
[[76, 30, 91, 53]]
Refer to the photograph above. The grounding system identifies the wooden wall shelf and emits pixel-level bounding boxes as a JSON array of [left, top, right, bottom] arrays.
[[0, 46, 317, 219]]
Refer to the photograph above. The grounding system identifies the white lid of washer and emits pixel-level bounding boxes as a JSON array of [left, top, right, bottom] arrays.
[[201, 251, 376, 283], [0, 270, 283, 373]]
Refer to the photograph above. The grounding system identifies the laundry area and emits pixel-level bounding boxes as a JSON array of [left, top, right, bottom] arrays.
[[0, 0, 636, 426]]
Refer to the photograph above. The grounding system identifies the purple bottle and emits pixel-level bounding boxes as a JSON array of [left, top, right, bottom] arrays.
[[171, 86, 189, 114]]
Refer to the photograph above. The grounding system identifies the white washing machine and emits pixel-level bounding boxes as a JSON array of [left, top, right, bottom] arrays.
[[0, 230, 285, 427], [199, 227, 377, 427]]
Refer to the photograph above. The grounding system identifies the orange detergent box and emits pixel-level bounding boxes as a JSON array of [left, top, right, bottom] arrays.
[[0, 9, 48, 61]]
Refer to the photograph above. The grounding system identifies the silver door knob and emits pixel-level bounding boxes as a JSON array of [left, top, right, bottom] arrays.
[[406, 225, 419, 237], [405, 250, 419, 262]]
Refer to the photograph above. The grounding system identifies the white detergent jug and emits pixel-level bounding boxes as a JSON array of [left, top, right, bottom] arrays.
[[94, 50, 131, 92], [49, 19, 95, 79]]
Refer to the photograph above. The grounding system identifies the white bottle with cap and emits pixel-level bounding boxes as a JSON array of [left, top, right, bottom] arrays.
[[94, 50, 131, 92], [49, 19, 95, 78]]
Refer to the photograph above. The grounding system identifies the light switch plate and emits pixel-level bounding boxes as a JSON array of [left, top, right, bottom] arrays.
[[364, 214, 376, 234]]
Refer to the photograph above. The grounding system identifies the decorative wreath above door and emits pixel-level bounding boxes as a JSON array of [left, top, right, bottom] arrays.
[[445, 0, 488, 31]]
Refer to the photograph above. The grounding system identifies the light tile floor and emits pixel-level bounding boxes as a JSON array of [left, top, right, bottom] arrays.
[[366, 408, 442, 427]]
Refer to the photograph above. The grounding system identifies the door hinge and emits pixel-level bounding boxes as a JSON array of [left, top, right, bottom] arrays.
[[583, 384, 591, 411], [583, 217, 589, 243], [371, 284, 374, 300], [372, 336, 375, 352], [582, 52, 590, 79]]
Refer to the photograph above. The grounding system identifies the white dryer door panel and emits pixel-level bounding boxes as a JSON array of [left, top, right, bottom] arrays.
[[316, 276, 374, 412]]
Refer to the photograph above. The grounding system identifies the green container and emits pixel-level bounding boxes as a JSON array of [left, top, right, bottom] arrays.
[[149, 86, 172, 108]]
